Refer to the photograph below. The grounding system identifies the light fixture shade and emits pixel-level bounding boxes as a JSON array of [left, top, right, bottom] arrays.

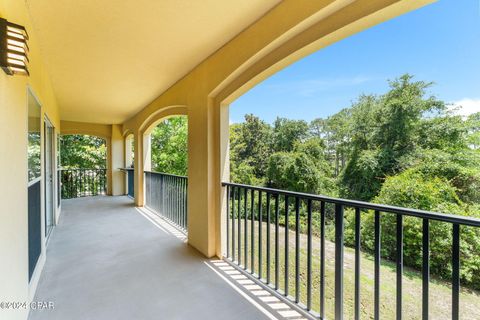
[[0, 18, 29, 76]]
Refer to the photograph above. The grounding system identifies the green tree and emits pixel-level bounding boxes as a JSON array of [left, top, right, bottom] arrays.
[[341, 74, 445, 200], [266, 137, 335, 195], [230, 114, 272, 183], [272, 117, 309, 152], [467, 112, 480, 149], [60, 135, 106, 169], [311, 108, 351, 175], [150, 116, 188, 176], [416, 115, 468, 151]]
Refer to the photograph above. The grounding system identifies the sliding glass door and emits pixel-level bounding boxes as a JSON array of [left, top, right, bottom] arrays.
[[28, 90, 42, 280], [44, 117, 55, 238]]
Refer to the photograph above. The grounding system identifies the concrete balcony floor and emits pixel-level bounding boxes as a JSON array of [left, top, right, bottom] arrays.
[[29, 196, 300, 320]]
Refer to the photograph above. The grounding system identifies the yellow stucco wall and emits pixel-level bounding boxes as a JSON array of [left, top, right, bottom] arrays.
[[0, 1, 61, 319], [111, 124, 125, 196]]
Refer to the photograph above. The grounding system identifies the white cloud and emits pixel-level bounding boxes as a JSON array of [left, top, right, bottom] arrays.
[[449, 98, 480, 117]]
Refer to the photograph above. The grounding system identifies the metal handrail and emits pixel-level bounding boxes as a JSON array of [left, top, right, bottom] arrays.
[[144, 171, 188, 231], [144, 170, 187, 179], [60, 168, 107, 199], [222, 181, 480, 227], [221, 181, 471, 320]]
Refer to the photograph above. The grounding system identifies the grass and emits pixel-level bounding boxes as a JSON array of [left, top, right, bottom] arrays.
[[228, 219, 480, 319]]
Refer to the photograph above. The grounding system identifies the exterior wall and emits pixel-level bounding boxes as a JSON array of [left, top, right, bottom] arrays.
[[0, 1, 61, 319], [60, 121, 111, 139], [122, 0, 435, 258]]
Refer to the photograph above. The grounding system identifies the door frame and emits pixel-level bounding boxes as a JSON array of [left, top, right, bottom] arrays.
[[44, 115, 56, 240]]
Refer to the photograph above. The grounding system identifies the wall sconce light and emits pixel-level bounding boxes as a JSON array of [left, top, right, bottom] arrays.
[[0, 18, 29, 76]]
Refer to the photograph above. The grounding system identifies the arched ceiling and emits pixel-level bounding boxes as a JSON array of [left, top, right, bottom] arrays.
[[26, 0, 281, 124]]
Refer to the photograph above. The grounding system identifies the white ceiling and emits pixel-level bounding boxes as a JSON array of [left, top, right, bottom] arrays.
[[26, 0, 281, 124]]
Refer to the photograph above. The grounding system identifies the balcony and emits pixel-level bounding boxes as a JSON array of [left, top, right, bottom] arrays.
[[28, 195, 307, 320], [1, 1, 461, 320], [26, 170, 480, 320]]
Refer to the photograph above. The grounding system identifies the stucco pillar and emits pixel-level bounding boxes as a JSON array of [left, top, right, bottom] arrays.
[[111, 124, 125, 196], [217, 104, 230, 258], [188, 102, 226, 258], [133, 131, 144, 206]]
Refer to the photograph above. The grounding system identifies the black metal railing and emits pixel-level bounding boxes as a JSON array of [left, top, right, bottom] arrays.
[[145, 171, 188, 231], [222, 182, 480, 320], [61, 169, 107, 199]]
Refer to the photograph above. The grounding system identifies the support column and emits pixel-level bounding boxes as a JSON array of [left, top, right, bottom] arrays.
[[188, 102, 226, 258], [217, 104, 230, 258], [133, 131, 144, 206], [111, 124, 125, 196]]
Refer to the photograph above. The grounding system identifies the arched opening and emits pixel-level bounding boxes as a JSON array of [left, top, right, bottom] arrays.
[[59, 134, 107, 199], [143, 115, 188, 231], [219, 1, 480, 318]]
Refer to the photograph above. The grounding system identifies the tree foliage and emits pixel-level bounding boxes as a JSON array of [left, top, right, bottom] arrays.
[[150, 116, 188, 176], [60, 135, 106, 169], [227, 74, 479, 288]]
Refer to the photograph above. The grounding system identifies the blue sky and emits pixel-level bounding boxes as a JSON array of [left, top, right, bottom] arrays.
[[230, 0, 480, 124]]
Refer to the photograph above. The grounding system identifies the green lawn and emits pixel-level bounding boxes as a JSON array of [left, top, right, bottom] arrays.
[[228, 219, 480, 319]]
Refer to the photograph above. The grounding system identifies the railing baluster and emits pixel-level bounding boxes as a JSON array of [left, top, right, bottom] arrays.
[[226, 185, 230, 259], [184, 178, 187, 229], [244, 188, 248, 269], [397, 214, 403, 320], [166, 176, 169, 219], [238, 186, 242, 266], [355, 207, 361, 320], [185, 178, 188, 228], [178, 177, 181, 226], [175, 177, 178, 225], [275, 194, 280, 290], [258, 190, 263, 279], [170, 176, 173, 221], [60, 168, 108, 199], [306, 199, 312, 311], [161, 174, 165, 215], [266, 192, 271, 284], [169, 176, 172, 221], [335, 203, 345, 320], [251, 189, 255, 273], [452, 224, 460, 320], [374, 210, 381, 320], [295, 197, 300, 303], [285, 196, 289, 297], [232, 187, 236, 262], [320, 201, 325, 318], [422, 218, 429, 320]]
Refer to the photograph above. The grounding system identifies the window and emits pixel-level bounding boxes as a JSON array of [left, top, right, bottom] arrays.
[[28, 90, 41, 182]]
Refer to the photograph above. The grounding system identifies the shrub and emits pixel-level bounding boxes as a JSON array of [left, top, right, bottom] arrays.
[[344, 170, 480, 289]]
